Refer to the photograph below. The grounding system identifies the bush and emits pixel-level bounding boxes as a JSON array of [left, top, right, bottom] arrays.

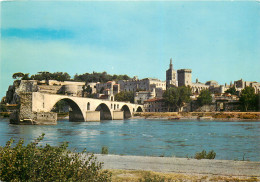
[[102, 146, 109, 154], [139, 173, 168, 182], [194, 150, 216, 160], [0, 134, 111, 182]]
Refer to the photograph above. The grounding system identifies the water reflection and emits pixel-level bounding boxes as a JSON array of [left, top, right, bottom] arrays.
[[0, 118, 260, 161]]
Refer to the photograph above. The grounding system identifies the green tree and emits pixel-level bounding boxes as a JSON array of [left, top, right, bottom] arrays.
[[225, 86, 237, 95], [163, 86, 192, 112], [85, 85, 92, 94], [30, 72, 71, 82], [115, 91, 135, 103], [194, 150, 216, 160], [74, 72, 131, 83], [197, 89, 212, 106], [83, 85, 95, 98], [12, 72, 25, 80], [52, 72, 71, 81], [31, 71, 51, 82], [0, 134, 111, 181], [239, 86, 256, 111], [254, 93, 260, 111], [21, 73, 30, 80]]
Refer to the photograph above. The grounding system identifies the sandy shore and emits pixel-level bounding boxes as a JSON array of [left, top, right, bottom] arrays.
[[93, 154, 260, 178]]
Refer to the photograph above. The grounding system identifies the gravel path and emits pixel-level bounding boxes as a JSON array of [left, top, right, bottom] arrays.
[[95, 154, 260, 177]]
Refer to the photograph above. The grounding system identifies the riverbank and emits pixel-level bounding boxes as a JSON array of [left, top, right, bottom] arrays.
[[94, 154, 260, 181], [133, 112, 260, 121], [2, 111, 260, 121]]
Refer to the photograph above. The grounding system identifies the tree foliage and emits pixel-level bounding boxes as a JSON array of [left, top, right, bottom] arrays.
[[194, 150, 216, 160], [197, 89, 212, 106], [225, 86, 237, 95], [22, 73, 30, 80], [163, 86, 192, 111], [115, 91, 135, 103], [83, 85, 96, 98], [74, 71, 131, 83], [12, 72, 25, 80], [31, 72, 71, 82], [239, 86, 257, 111], [0, 134, 111, 182], [85, 85, 92, 94], [12, 71, 131, 84], [254, 93, 260, 111]]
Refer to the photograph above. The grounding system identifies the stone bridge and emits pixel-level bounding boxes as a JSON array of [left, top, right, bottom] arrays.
[[11, 92, 143, 125]]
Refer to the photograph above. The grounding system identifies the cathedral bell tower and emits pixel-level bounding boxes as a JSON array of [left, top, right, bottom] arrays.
[[166, 58, 177, 88]]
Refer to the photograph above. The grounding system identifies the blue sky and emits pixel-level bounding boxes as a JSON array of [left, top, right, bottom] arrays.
[[1, 1, 260, 98]]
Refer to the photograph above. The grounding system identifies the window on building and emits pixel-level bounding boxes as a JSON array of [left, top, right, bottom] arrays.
[[87, 102, 90, 110]]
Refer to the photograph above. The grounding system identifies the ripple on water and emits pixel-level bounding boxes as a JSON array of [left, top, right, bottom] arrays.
[[177, 144, 194, 147], [142, 134, 153, 137]]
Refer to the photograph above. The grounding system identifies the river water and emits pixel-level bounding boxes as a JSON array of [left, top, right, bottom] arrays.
[[0, 118, 259, 161]]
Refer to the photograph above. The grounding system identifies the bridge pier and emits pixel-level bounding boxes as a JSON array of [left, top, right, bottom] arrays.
[[85, 111, 100, 121], [113, 111, 124, 120], [69, 111, 85, 122], [10, 111, 57, 125]]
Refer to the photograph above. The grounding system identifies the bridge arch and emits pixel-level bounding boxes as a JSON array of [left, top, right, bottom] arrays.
[[95, 103, 112, 120], [121, 105, 131, 119], [51, 98, 84, 122], [136, 106, 143, 112]]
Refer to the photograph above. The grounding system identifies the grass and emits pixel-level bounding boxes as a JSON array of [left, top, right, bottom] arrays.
[[108, 169, 258, 182], [102, 146, 109, 154]]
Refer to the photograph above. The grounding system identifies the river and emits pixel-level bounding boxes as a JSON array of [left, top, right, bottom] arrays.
[[0, 118, 259, 161]]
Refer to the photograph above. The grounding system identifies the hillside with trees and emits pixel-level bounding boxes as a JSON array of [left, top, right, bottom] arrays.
[[74, 71, 131, 83], [12, 71, 131, 83]]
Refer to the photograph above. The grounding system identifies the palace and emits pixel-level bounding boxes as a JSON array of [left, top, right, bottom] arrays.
[[165, 58, 260, 95]]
